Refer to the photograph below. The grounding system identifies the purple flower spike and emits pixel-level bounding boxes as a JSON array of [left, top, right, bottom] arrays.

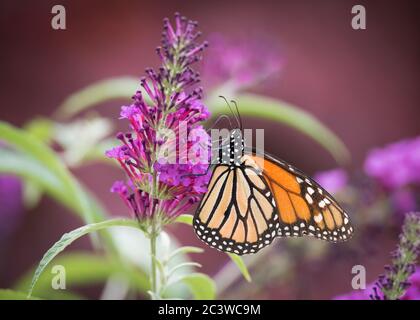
[[119, 105, 140, 119], [334, 268, 420, 301], [110, 181, 128, 195], [106, 13, 211, 225], [105, 146, 126, 160]]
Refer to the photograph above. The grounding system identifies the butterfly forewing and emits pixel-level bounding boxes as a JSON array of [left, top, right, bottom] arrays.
[[252, 154, 353, 243]]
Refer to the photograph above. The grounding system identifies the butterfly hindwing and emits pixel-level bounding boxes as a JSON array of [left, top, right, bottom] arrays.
[[193, 162, 278, 255]]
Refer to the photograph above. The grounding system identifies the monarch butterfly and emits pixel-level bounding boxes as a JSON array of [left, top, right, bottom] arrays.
[[193, 100, 353, 255]]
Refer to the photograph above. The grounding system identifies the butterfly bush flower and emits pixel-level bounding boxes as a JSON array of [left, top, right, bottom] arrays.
[[364, 136, 420, 214], [314, 169, 348, 194], [202, 34, 283, 91], [334, 212, 420, 300], [106, 13, 211, 227], [364, 136, 420, 189], [372, 212, 420, 299], [334, 269, 420, 300]]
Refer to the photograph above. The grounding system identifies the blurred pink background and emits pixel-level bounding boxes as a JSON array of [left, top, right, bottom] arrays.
[[0, 0, 419, 298]]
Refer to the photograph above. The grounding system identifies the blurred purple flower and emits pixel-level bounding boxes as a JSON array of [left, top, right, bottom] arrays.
[[202, 34, 284, 90], [334, 283, 380, 300], [314, 169, 348, 194], [0, 175, 23, 240], [402, 268, 420, 300], [364, 136, 420, 190], [391, 189, 417, 215], [106, 13, 211, 222], [336, 213, 420, 300], [334, 268, 420, 300], [373, 212, 420, 299]]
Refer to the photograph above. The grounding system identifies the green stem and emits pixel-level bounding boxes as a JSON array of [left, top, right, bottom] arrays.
[[149, 222, 158, 298], [148, 170, 162, 299], [146, 37, 185, 300]]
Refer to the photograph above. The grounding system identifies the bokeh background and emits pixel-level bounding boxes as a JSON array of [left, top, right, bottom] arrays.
[[0, 0, 419, 299]]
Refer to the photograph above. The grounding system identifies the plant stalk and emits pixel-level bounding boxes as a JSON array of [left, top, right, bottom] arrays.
[[149, 222, 158, 298]]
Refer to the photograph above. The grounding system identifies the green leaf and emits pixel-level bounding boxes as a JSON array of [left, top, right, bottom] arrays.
[[177, 273, 216, 300], [22, 180, 43, 209], [15, 252, 148, 299], [175, 214, 194, 225], [0, 121, 104, 224], [0, 289, 40, 300], [166, 246, 204, 263], [23, 117, 54, 144], [167, 262, 202, 279], [0, 148, 106, 226], [55, 77, 140, 119], [208, 93, 350, 165], [174, 214, 251, 283], [0, 149, 69, 207], [27, 218, 140, 298], [227, 253, 252, 282]]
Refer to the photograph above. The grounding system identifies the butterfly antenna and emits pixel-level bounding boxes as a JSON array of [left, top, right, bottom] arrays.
[[230, 100, 243, 131], [219, 95, 241, 129], [205, 114, 232, 134]]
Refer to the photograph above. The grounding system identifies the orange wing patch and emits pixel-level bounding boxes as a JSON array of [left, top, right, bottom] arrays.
[[330, 205, 343, 227], [290, 193, 311, 221], [250, 154, 353, 242], [322, 208, 335, 230], [251, 156, 300, 193], [269, 182, 297, 224]]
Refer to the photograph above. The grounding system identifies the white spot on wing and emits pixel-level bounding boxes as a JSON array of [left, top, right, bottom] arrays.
[[314, 214, 323, 223], [305, 194, 313, 204]]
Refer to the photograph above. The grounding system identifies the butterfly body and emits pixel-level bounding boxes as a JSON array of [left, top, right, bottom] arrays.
[[193, 129, 353, 255]]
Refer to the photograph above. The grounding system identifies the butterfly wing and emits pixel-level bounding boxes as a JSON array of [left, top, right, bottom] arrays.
[[193, 153, 353, 255], [193, 163, 279, 255], [249, 153, 353, 243]]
